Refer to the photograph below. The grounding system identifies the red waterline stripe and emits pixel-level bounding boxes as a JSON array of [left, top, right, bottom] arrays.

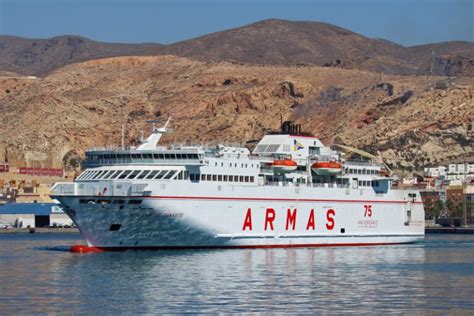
[[141, 195, 423, 204], [71, 241, 411, 252]]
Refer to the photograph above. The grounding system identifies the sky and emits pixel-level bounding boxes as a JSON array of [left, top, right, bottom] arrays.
[[0, 0, 472, 47]]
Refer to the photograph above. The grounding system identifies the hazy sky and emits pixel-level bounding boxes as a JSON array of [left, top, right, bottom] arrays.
[[0, 0, 472, 46]]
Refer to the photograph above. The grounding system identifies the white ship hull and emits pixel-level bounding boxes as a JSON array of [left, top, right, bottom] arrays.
[[52, 121, 425, 251], [55, 182, 424, 249]]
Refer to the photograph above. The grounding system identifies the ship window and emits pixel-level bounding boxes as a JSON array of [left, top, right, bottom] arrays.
[[201, 174, 206, 181], [109, 170, 123, 179], [245, 176, 249, 182], [84, 171, 98, 180], [206, 174, 212, 181], [212, 174, 217, 181], [128, 199, 142, 204], [250, 176, 254, 182], [153, 154, 159, 159], [218, 175, 223, 181], [144, 153, 152, 159], [77, 171, 89, 180], [164, 171, 176, 179], [176, 154, 182, 159], [155, 154, 163, 159], [84, 171, 95, 179], [137, 170, 151, 179], [184, 171, 189, 179], [239, 176, 244, 182], [127, 170, 141, 179], [146, 170, 159, 179], [223, 175, 228, 182], [177, 171, 183, 180], [91, 170, 106, 180], [89, 171, 103, 180], [131, 154, 141, 159], [154, 170, 168, 179], [229, 175, 233, 182], [119, 170, 132, 179], [87, 171, 99, 180], [112, 200, 125, 204], [164, 154, 173, 159], [102, 170, 115, 179]]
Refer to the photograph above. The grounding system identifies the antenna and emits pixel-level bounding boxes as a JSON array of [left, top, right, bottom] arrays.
[[121, 124, 125, 150]]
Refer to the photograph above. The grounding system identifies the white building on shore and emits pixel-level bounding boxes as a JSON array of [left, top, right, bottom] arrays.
[[424, 163, 474, 181]]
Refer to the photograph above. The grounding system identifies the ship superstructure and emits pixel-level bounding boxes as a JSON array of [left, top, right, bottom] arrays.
[[52, 119, 424, 250]]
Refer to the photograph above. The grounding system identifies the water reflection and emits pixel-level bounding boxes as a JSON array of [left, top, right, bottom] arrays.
[[1, 234, 473, 313]]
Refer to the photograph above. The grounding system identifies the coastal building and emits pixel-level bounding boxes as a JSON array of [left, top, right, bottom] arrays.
[[447, 163, 474, 181], [464, 179, 474, 224], [424, 163, 474, 181], [423, 166, 447, 178], [446, 185, 464, 205], [0, 203, 72, 228]]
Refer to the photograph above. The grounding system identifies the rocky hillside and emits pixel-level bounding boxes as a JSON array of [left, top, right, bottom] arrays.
[[0, 35, 162, 76], [1, 19, 473, 77], [0, 55, 472, 174]]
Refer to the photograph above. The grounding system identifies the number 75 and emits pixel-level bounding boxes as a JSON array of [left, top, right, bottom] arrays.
[[364, 205, 372, 217]]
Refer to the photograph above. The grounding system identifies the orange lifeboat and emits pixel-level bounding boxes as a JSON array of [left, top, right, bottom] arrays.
[[311, 161, 342, 175], [272, 159, 297, 174]]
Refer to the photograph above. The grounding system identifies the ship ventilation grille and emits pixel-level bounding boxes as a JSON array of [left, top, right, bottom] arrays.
[[265, 144, 280, 153]]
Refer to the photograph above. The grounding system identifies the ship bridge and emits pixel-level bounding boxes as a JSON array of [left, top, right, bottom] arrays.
[[84, 149, 204, 167]]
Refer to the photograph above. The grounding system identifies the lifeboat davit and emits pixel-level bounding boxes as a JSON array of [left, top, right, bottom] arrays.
[[272, 159, 297, 174], [311, 161, 343, 175]]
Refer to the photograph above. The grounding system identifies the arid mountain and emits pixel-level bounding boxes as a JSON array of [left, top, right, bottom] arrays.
[[0, 35, 162, 76], [162, 19, 414, 74], [0, 55, 472, 175], [1, 19, 473, 77], [164, 19, 474, 76]]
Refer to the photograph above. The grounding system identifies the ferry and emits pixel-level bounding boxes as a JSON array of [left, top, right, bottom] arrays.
[[52, 118, 424, 251]]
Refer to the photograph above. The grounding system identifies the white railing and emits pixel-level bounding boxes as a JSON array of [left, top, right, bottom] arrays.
[[51, 183, 75, 195], [52, 181, 150, 197]]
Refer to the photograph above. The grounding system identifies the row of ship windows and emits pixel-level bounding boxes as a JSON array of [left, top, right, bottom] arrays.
[[345, 168, 379, 175], [190, 174, 255, 183], [78, 169, 179, 181], [77, 169, 255, 183], [214, 162, 259, 169], [359, 180, 380, 187], [87, 153, 200, 161]]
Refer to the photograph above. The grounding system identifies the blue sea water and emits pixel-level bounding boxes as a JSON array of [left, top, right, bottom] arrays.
[[0, 233, 473, 314]]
